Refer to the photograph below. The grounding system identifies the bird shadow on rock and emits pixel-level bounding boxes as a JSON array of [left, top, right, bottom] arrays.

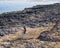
[[37, 31, 60, 42]]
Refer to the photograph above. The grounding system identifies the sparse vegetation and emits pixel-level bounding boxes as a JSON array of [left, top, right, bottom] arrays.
[[0, 3, 60, 48]]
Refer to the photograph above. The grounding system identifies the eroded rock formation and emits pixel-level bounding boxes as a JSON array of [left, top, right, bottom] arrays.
[[0, 3, 60, 43]]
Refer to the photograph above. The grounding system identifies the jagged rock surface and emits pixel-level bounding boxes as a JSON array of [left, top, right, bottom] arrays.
[[0, 3, 60, 48]]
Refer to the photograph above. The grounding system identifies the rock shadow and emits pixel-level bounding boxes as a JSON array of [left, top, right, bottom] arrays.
[[37, 31, 60, 42]]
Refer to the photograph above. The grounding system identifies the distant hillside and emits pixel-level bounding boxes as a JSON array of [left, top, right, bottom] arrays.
[[0, 3, 60, 48], [0, 3, 60, 41]]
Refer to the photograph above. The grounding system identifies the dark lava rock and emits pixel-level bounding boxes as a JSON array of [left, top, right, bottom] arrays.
[[0, 3, 60, 42]]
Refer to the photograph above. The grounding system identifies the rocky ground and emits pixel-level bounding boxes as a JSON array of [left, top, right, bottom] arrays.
[[0, 39, 60, 48], [0, 3, 60, 48]]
